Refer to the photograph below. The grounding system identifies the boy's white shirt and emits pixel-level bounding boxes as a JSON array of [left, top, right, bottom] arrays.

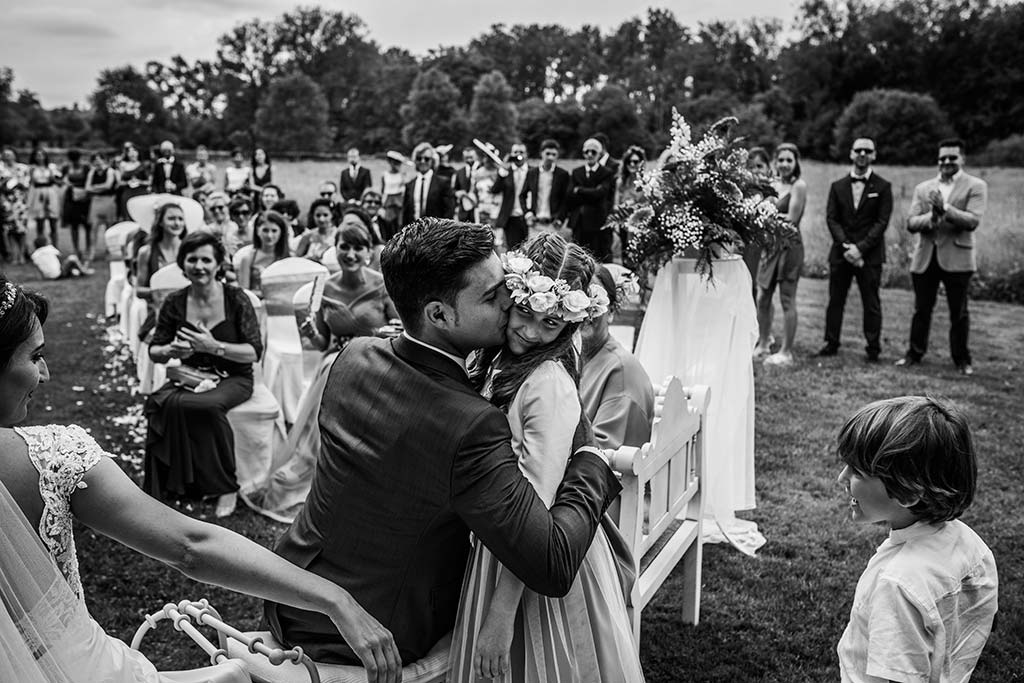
[[838, 519, 998, 683]]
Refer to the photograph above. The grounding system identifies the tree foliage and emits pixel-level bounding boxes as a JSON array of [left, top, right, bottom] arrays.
[[400, 68, 468, 147], [833, 89, 953, 165], [469, 71, 518, 151], [90, 66, 168, 148], [254, 72, 330, 153]]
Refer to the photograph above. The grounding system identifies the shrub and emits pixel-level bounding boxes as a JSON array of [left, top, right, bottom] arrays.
[[973, 135, 1024, 167], [833, 89, 953, 165]]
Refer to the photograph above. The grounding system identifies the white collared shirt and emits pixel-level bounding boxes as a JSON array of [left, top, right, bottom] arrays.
[[415, 170, 433, 219], [837, 519, 997, 683], [937, 170, 963, 204], [511, 165, 527, 217], [537, 166, 555, 220], [850, 169, 872, 208], [402, 332, 468, 377]]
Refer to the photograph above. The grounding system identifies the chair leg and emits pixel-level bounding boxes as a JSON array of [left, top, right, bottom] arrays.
[[680, 538, 703, 625]]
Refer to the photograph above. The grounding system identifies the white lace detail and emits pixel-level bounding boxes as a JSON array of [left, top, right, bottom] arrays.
[[15, 425, 105, 601]]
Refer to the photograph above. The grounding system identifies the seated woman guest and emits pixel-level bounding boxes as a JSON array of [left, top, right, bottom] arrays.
[[236, 210, 290, 296], [579, 265, 654, 449], [754, 143, 807, 367], [144, 232, 260, 518], [296, 197, 337, 261], [342, 203, 384, 271], [135, 202, 187, 340], [254, 221, 398, 522], [0, 277, 401, 681]]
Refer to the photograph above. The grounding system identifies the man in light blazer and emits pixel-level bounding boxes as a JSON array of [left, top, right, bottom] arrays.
[[820, 138, 894, 362], [897, 138, 987, 374], [266, 219, 619, 666]]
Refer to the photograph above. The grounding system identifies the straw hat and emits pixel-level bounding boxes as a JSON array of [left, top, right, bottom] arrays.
[[127, 193, 205, 231], [385, 150, 410, 165]]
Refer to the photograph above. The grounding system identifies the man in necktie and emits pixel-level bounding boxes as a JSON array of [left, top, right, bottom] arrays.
[[401, 143, 455, 227], [152, 140, 187, 196], [454, 146, 479, 222], [819, 138, 894, 361], [566, 138, 615, 262], [522, 139, 571, 241], [897, 138, 987, 375], [339, 147, 372, 202], [490, 142, 530, 250]]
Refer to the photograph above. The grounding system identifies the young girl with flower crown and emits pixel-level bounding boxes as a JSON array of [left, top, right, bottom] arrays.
[[448, 233, 645, 683]]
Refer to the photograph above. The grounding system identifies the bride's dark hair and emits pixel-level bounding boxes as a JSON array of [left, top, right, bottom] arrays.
[[0, 279, 48, 372], [470, 233, 596, 412]]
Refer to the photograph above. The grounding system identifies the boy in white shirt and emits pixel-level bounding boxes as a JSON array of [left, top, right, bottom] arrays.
[[30, 235, 89, 280], [836, 396, 998, 683]]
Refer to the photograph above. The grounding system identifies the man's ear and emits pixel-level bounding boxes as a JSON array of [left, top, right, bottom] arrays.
[[423, 300, 451, 330]]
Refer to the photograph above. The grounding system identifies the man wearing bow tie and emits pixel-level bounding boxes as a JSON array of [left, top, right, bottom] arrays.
[[819, 138, 894, 361], [339, 147, 372, 202], [897, 138, 987, 375], [151, 140, 187, 196]]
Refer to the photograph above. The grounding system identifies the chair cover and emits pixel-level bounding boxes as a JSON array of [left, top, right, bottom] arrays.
[[225, 631, 451, 683], [127, 193, 205, 231], [232, 244, 254, 276], [137, 265, 189, 395], [320, 245, 340, 273], [291, 280, 327, 382], [260, 258, 328, 423], [105, 222, 139, 318]]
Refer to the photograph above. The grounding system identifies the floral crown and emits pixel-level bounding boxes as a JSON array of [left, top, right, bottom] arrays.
[[501, 251, 609, 323]]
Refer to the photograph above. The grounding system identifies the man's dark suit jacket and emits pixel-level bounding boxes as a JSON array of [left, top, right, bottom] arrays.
[[825, 173, 894, 265], [489, 166, 529, 229], [567, 164, 615, 234], [401, 173, 455, 226], [265, 336, 620, 664], [521, 166, 570, 222], [339, 166, 372, 202], [151, 158, 187, 196], [453, 164, 478, 220]]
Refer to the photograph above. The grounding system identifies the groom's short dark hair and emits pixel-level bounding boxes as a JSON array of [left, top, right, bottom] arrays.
[[381, 218, 495, 334]]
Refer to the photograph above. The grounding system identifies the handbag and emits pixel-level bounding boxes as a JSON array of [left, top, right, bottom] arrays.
[[600, 512, 637, 606], [166, 364, 222, 392]]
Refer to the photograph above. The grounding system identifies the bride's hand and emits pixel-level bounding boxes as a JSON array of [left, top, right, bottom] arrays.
[[474, 611, 514, 679], [330, 593, 403, 683]]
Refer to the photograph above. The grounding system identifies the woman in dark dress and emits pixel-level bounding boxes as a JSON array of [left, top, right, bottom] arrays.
[[144, 232, 262, 517], [60, 149, 91, 258], [116, 143, 151, 221]]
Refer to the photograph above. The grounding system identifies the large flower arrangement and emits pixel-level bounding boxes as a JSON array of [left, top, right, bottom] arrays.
[[608, 110, 796, 281]]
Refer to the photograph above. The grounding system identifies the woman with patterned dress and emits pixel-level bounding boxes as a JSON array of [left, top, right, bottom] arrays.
[[116, 143, 151, 222], [253, 221, 398, 523], [26, 148, 62, 248], [448, 234, 644, 683], [0, 277, 403, 682], [223, 148, 251, 197]]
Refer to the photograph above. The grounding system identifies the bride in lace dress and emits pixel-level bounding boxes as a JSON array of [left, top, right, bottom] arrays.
[[0, 278, 402, 681]]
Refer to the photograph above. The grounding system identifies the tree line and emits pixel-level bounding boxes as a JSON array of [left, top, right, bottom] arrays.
[[2, 1, 1022, 165]]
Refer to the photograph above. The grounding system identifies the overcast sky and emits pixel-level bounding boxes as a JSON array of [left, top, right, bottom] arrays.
[[2, 1, 798, 108]]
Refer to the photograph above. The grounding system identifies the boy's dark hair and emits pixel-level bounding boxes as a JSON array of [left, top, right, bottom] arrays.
[[380, 218, 494, 335], [938, 138, 966, 154], [540, 139, 561, 153], [270, 199, 300, 220], [837, 396, 977, 522], [176, 231, 226, 270]]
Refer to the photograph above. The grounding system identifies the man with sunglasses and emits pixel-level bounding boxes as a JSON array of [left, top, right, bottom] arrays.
[[820, 138, 894, 362], [401, 143, 455, 227], [898, 138, 987, 375], [567, 138, 615, 262]]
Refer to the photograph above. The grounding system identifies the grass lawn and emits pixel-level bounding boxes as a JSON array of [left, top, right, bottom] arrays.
[[7, 259, 1023, 681]]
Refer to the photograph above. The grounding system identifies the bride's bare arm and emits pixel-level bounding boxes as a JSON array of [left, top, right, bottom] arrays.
[[73, 458, 402, 683]]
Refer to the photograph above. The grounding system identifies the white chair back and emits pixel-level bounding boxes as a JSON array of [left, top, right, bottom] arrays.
[[260, 257, 329, 317], [105, 221, 139, 260], [232, 244, 254, 276], [149, 264, 190, 306], [320, 246, 340, 273], [127, 193, 206, 231]]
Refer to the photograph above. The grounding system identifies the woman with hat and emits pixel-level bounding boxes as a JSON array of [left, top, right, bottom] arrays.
[[379, 151, 407, 240]]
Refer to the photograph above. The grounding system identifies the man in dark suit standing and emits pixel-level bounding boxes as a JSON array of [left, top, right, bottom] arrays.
[[521, 138, 570, 240], [567, 138, 615, 262], [266, 219, 619, 666], [453, 146, 479, 222], [489, 141, 530, 250], [898, 138, 987, 374], [819, 138, 894, 361], [401, 143, 455, 227], [151, 140, 187, 196], [339, 147, 372, 202]]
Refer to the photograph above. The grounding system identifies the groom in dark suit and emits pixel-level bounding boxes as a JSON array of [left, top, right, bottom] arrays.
[[265, 219, 620, 669], [819, 138, 894, 361], [567, 138, 615, 262]]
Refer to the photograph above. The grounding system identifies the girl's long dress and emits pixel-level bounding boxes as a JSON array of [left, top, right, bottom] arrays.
[[448, 360, 645, 683], [254, 283, 391, 521]]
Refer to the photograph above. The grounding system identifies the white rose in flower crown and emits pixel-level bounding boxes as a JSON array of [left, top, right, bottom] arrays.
[[505, 273, 527, 292], [561, 288, 592, 316], [528, 291, 558, 313], [526, 274, 555, 293], [504, 254, 533, 274], [586, 283, 610, 317]]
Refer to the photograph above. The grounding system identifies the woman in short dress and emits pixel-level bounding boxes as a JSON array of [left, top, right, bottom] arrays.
[[249, 147, 272, 205], [26, 148, 62, 248], [754, 143, 807, 367], [116, 143, 151, 221], [84, 152, 117, 263], [224, 147, 251, 197], [254, 220, 397, 522], [60, 149, 91, 259], [379, 152, 407, 240], [614, 145, 646, 262]]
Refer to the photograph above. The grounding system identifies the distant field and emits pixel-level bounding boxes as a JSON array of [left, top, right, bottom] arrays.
[[271, 157, 1024, 282]]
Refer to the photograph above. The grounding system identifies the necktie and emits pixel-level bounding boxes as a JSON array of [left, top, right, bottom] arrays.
[[418, 176, 427, 218]]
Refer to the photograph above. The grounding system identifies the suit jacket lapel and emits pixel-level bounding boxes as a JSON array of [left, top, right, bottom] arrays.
[[392, 335, 472, 388], [948, 174, 968, 208]]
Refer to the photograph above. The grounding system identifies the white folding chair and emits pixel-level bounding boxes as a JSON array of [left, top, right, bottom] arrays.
[[127, 193, 205, 232], [609, 377, 709, 644], [103, 221, 138, 319], [227, 290, 285, 495], [259, 258, 329, 424], [232, 244, 255, 276], [319, 245, 340, 274], [137, 264, 189, 395], [291, 280, 327, 383]]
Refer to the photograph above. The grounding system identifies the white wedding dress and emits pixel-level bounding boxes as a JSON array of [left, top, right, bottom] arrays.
[[1, 426, 162, 682], [634, 256, 766, 556]]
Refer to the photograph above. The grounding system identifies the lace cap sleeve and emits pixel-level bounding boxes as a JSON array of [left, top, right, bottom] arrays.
[[14, 424, 109, 599], [231, 285, 263, 360]]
